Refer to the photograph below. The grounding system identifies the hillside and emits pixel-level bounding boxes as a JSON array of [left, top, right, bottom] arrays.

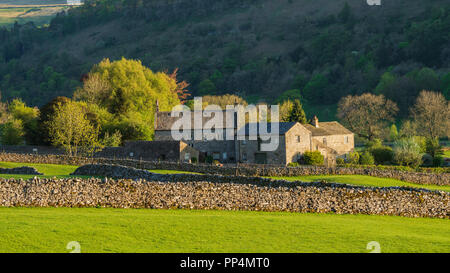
[[0, 0, 449, 120], [0, 1, 74, 27]]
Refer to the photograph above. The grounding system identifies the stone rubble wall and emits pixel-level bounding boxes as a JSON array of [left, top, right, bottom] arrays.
[[0, 174, 448, 218], [0, 153, 449, 186], [0, 166, 42, 175]]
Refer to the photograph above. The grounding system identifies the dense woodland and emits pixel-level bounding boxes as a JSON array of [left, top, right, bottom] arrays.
[[0, 0, 448, 121]]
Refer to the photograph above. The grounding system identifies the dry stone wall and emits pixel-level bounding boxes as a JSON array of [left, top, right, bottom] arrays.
[[0, 166, 42, 175], [0, 153, 449, 186], [0, 174, 448, 218]]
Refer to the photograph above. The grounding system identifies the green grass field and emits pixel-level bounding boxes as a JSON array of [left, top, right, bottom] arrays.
[[0, 161, 80, 179], [0, 208, 448, 253], [0, 162, 448, 192], [444, 150, 450, 158], [271, 175, 450, 192]]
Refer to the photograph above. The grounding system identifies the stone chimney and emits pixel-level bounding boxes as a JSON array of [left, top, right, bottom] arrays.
[[312, 115, 319, 128], [154, 100, 160, 130]]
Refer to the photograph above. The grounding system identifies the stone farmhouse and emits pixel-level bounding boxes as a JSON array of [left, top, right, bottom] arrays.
[[154, 109, 354, 166]]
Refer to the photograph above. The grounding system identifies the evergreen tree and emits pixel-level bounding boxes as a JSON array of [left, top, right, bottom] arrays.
[[288, 99, 307, 124]]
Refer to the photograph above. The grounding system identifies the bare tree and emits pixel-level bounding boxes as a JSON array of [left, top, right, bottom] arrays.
[[73, 73, 111, 104], [337, 93, 398, 140], [410, 90, 450, 139]]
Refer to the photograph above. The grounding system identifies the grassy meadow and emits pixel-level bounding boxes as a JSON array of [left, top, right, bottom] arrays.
[[0, 162, 448, 253], [0, 208, 448, 253], [0, 4, 69, 27]]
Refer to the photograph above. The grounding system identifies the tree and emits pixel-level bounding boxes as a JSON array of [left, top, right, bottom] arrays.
[[8, 98, 39, 144], [73, 58, 181, 141], [399, 120, 417, 138], [337, 93, 398, 140], [279, 100, 294, 122], [389, 124, 398, 141], [393, 138, 423, 168], [168, 68, 190, 104], [47, 101, 101, 157], [38, 96, 72, 145], [410, 90, 450, 139], [0, 119, 24, 145], [201, 94, 247, 109], [198, 79, 217, 96], [287, 99, 307, 124]]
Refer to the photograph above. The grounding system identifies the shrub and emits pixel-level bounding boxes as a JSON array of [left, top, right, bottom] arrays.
[[205, 155, 213, 164], [346, 152, 360, 164], [191, 157, 198, 164], [288, 162, 300, 167], [303, 151, 324, 166], [369, 146, 394, 165], [360, 151, 375, 165], [393, 138, 423, 168], [336, 157, 345, 165], [421, 154, 433, 167]]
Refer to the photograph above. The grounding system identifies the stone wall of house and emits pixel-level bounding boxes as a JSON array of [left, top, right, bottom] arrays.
[[238, 136, 287, 164], [314, 134, 354, 156], [285, 124, 313, 164], [0, 153, 449, 186], [0, 170, 448, 218]]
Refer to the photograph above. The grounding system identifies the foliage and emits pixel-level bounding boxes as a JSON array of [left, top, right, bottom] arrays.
[[38, 96, 72, 145], [410, 90, 450, 139], [287, 99, 307, 124], [303, 151, 324, 166], [336, 157, 345, 165], [0, 118, 24, 145], [287, 162, 300, 167], [346, 151, 360, 164], [359, 151, 375, 165], [368, 146, 394, 165], [393, 138, 423, 168], [46, 100, 102, 156], [74, 58, 181, 141], [0, 1, 447, 121], [389, 124, 398, 141], [201, 94, 247, 109], [101, 130, 122, 147], [338, 94, 398, 140]]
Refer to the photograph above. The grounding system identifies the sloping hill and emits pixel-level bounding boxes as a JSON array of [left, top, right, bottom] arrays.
[[0, 0, 448, 120]]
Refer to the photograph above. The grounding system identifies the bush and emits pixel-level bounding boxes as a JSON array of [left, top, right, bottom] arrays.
[[303, 151, 324, 166], [393, 138, 423, 168], [288, 162, 300, 167], [369, 146, 394, 164], [346, 152, 360, 164], [0, 119, 25, 145], [360, 151, 375, 165], [191, 157, 198, 164], [336, 158, 345, 165], [421, 154, 433, 167], [205, 155, 213, 164]]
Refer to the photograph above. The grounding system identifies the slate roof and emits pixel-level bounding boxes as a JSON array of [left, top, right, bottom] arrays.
[[304, 122, 353, 136], [155, 110, 236, 130], [237, 122, 297, 136]]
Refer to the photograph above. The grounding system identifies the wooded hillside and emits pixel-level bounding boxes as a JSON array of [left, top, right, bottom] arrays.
[[0, 0, 449, 120]]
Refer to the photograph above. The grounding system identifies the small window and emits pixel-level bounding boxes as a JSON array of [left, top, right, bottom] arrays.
[[184, 153, 190, 161], [323, 138, 327, 145], [345, 136, 349, 144], [242, 153, 247, 161], [223, 152, 227, 160], [242, 140, 247, 145], [296, 135, 301, 143]]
